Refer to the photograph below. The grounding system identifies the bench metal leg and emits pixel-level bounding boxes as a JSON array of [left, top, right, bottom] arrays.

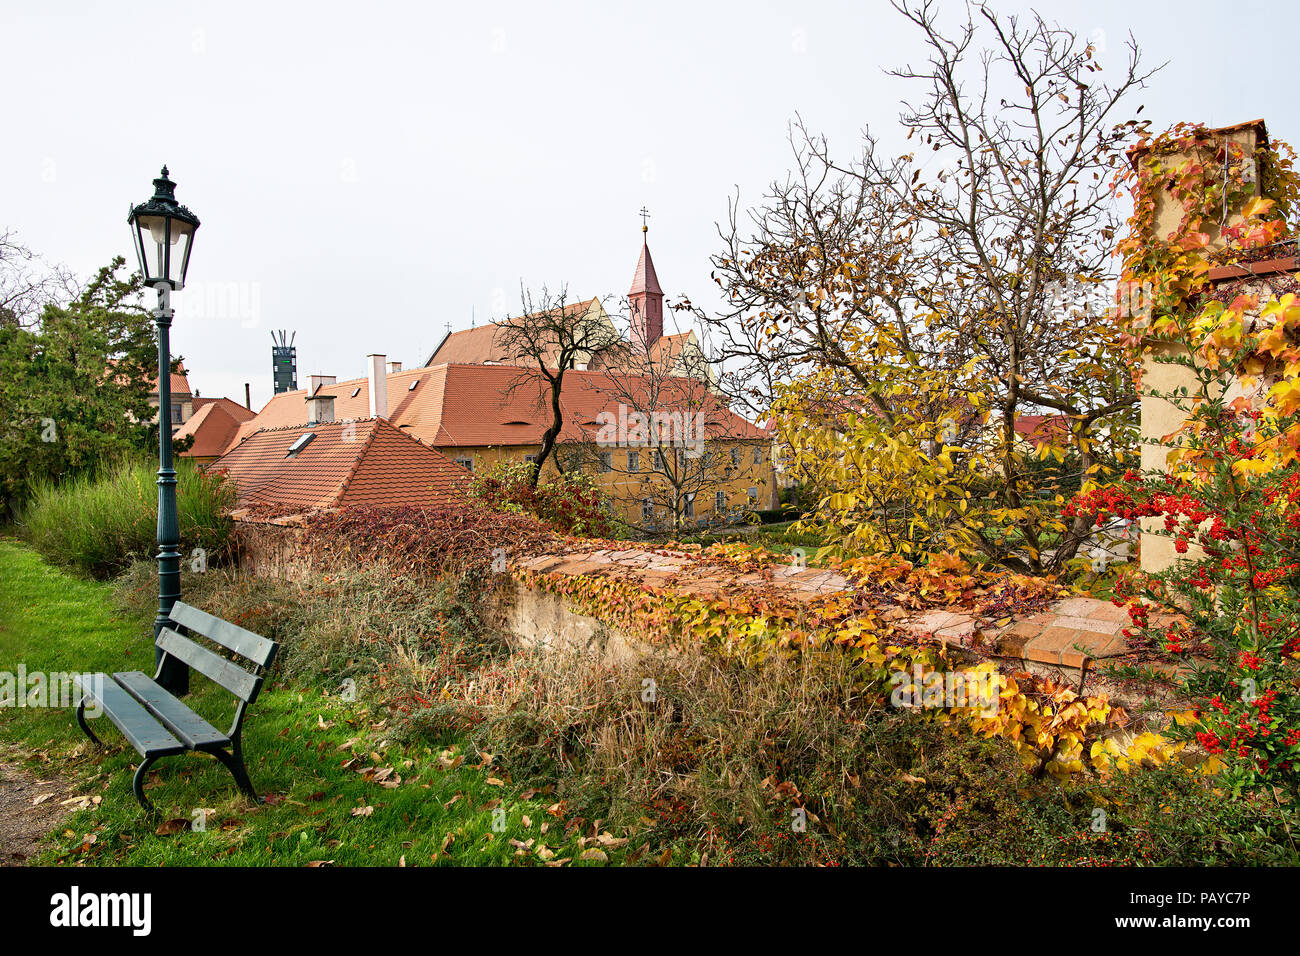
[[75, 695, 103, 748], [210, 740, 258, 803], [133, 756, 160, 815]]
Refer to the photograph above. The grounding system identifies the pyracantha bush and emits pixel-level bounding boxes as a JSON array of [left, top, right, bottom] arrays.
[[469, 457, 616, 538], [1067, 123, 1300, 793]]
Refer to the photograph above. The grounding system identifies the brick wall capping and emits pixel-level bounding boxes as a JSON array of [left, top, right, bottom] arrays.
[[1207, 256, 1299, 283]]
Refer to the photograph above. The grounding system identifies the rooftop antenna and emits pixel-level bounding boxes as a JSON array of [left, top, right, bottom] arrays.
[[471, 306, 475, 328], [271, 329, 298, 394]]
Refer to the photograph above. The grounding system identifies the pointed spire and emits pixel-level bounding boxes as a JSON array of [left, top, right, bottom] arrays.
[[629, 238, 663, 297], [629, 212, 664, 348]]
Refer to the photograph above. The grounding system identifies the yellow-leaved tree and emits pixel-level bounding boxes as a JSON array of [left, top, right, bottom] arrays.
[[697, 1, 1152, 571]]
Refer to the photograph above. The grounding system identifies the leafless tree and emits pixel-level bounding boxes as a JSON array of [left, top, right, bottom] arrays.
[[0, 229, 77, 327], [568, 301, 761, 534], [693, 0, 1159, 571], [496, 285, 623, 486]]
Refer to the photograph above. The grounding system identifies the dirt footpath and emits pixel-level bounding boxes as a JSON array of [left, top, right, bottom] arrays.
[[0, 747, 72, 865]]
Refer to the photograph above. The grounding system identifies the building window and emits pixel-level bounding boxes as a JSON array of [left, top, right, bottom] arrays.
[[715, 490, 726, 513], [655, 449, 666, 471], [683, 493, 695, 519], [524, 454, 539, 465], [172, 405, 184, 424], [598, 452, 613, 473], [627, 450, 639, 472], [747, 486, 758, 504], [729, 446, 740, 466], [752, 445, 763, 465], [641, 499, 653, 523], [454, 457, 474, 473]]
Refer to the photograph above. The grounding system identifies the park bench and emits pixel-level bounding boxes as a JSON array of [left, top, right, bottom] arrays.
[[74, 601, 279, 814]]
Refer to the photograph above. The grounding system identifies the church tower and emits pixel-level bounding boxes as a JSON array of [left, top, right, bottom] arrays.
[[628, 215, 664, 350]]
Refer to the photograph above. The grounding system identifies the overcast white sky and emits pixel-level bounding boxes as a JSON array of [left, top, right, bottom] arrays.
[[2, 0, 1295, 409]]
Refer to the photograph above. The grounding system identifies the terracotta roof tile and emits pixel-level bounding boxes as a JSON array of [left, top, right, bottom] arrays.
[[192, 396, 255, 423], [175, 402, 245, 459], [1015, 414, 1069, 446], [226, 363, 767, 453], [106, 359, 191, 395], [424, 298, 599, 367], [210, 418, 470, 510]]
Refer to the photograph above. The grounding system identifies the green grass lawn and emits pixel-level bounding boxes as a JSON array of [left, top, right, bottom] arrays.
[[0, 537, 617, 866]]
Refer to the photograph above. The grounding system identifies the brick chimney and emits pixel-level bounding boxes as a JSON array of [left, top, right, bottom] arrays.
[[367, 354, 388, 419]]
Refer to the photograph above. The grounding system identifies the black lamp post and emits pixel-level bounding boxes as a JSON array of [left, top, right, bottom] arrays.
[[128, 166, 199, 696]]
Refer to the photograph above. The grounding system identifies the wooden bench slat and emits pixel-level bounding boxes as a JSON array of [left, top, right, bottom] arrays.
[[113, 671, 230, 751], [75, 674, 186, 758], [156, 628, 263, 703], [169, 601, 278, 668]]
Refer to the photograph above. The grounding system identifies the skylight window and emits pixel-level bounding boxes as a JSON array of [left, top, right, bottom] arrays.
[[286, 433, 316, 457], [408, 379, 419, 390], [351, 387, 361, 398]]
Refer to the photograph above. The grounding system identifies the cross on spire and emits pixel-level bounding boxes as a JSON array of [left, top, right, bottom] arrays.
[[639, 206, 651, 233]]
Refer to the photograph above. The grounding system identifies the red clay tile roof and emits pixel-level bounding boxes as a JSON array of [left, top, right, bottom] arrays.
[[167, 371, 192, 395], [192, 396, 255, 423], [225, 363, 767, 453], [176, 402, 247, 459], [152, 362, 191, 396], [424, 298, 600, 367], [210, 418, 470, 510], [1015, 414, 1069, 446], [648, 331, 694, 366], [106, 359, 191, 395]]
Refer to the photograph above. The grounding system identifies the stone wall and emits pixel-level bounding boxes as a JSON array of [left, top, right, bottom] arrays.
[[232, 515, 1176, 709], [231, 515, 313, 581]]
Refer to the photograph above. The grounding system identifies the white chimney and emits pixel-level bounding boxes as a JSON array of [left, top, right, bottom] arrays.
[[307, 374, 336, 396], [367, 353, 388, 419], [306, 392, 336, 425], [387, 361, 402, 374]]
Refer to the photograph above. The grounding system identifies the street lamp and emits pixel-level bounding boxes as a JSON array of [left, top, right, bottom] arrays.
[[128, 166, 200, 696]]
